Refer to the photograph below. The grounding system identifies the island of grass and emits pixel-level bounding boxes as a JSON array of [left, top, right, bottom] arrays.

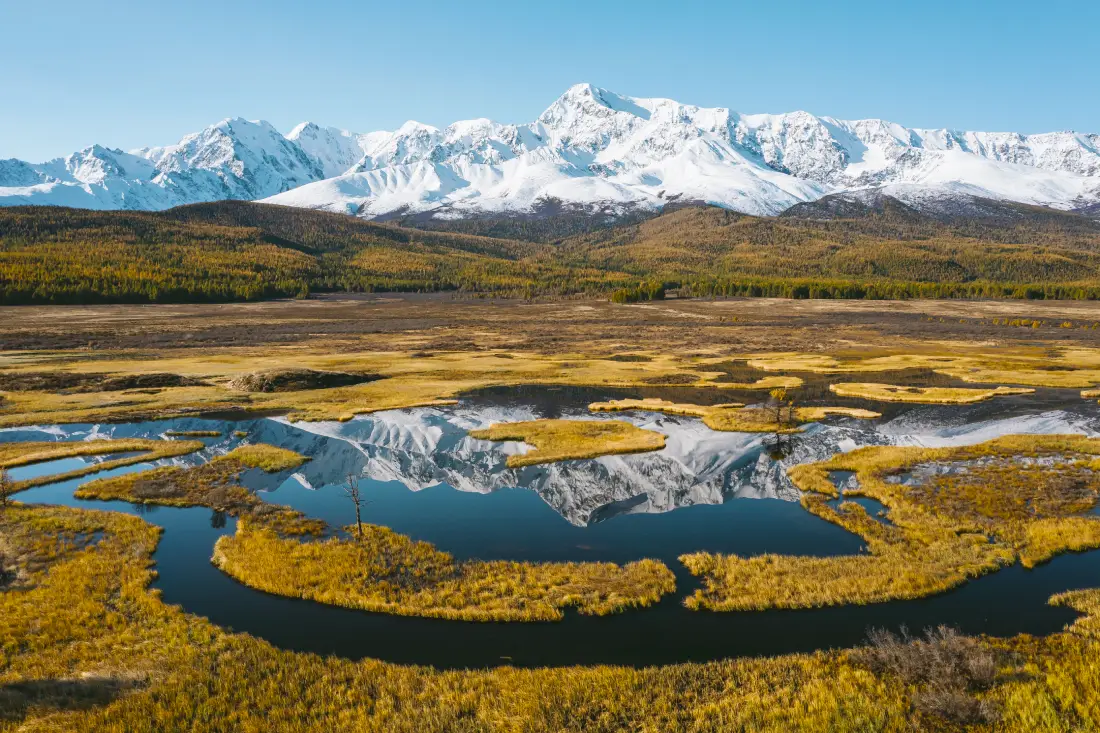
[[164, 430, 223, 438], [828, 383, 1034, 404], [74, 444, 324, 536], [0, 438, 204, 492], [682, 434, 1100, 612], [212, 522, 675, 622], [589, 398, 879, 434], [468, 419, 666, 467], [714, 376, 804, 390]]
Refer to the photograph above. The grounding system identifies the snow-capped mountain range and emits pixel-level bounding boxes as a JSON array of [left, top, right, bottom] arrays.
[[3, 83, 1099, 218]]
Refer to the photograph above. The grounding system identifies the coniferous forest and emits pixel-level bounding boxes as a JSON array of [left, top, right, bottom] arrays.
[[3, 198, 1100, 304]]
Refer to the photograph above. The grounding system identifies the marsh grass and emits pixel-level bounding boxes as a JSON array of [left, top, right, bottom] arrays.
[[469, 419, 666, 467], [0, 504, 114, 587], [684, 435, 1100, 611], [74, 444, 322, 536], [747, 351, 1100, 388], [163, 430, 222, 438], [212, 522, 676, 622], [795, 406, 882, 421], [829, 383, 1034, 404], [589, 398, 878, 434]]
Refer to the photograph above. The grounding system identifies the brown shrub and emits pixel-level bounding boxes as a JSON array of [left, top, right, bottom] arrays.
[[854, 626, 1002, 726]]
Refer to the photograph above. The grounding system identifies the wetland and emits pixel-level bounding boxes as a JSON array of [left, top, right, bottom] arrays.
[[7, 296, 1100, 731]]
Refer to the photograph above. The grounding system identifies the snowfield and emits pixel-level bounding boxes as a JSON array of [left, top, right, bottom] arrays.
[[3, 83, 1099, 218]]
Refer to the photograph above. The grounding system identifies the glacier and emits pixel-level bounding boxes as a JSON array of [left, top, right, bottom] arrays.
[[2, 83, 1099, 218]]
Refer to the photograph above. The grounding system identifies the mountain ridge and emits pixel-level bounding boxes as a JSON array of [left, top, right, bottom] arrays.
[[2, 83, 1099, 219]]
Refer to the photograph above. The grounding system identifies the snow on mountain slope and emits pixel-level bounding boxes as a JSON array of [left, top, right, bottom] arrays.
[[3, 83, 1099, 217], [260, 83, 1100, 216], [287, 122, 388, 179], [0, 118, 330, 210]]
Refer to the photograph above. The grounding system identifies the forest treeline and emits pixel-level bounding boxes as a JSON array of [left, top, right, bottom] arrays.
[[3, 200, 1100, 305]]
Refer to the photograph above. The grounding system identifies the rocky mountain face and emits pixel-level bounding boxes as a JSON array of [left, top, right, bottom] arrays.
[[3, 84, 1098, 218]]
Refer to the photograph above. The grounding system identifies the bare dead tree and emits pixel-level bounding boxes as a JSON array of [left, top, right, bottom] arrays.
[[343, 472, 367, 538]]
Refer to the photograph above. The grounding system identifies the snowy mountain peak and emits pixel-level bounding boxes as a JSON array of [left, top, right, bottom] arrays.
[[3, 84, 1099, 218], [286, 121, 373, 179]]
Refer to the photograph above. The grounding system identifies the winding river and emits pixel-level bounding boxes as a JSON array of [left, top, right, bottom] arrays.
[[8, 386, 1100, 668]]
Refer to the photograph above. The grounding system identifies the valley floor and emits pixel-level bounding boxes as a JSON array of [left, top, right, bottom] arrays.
[[8, 293, 1100, 353], [5, 296, 1100, 731]]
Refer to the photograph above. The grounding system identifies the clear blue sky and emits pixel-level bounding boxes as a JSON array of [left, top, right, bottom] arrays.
[[3, 0, 1097, 162]]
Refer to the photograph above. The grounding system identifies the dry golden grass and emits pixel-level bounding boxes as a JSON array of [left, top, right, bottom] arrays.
[[589, 398, 879, 434], [228, 443, 311, 473], [0, 383, 252, 428], [747, 351, 1100, 388], [0, 439, 204, 492], [716, 375, 804, 390], [682, 535, 1012, 611], [590, 397, 742, 418], [212, 521, 675, 622], [829, 383, 1034, 404], [794, 406, 882, 421], [0, 503, 124, 587], [163, 430, 222, 437], [469, 419, 666, 467], [684, 434, 1100, 611], [0, 348, 802, 426]]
